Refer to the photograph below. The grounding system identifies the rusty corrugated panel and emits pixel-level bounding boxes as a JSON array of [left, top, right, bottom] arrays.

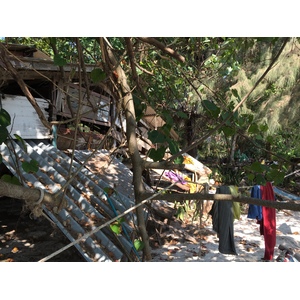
[[0, 139, 141, 261]]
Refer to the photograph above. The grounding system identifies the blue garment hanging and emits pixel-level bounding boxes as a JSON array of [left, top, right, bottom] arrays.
[[247, 185, 262, 220]]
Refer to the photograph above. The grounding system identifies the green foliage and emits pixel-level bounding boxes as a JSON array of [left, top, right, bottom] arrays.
[[0, 108, 11, 161], [168, 139, 180, 155], [134, 239, 144, 251], [148, 146, 167, 162], [148, 130, 166, 144], [174, 200, 197, 222], [244, 161, 287, 186], [0, 108, 11, 127], [0, 127, 8, 144], [133, 96, 147, 122], [147, 127, 183, 162], [109, 217, 125, 235], [201, 100, 220, 118], [14, 134, 28, 153], [1, 174, 21, 185], [110, 223, 122, 235], [91, 68, 106, 83], [22, 160, 39, 173], [175, 205, 186, 221], [53, 54, 67, 66]]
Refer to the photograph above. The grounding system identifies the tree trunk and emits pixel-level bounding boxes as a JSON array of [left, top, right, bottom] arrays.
[[100, 38, 152, 261], [230, 133, 238, 163], [0, 180, 61, 215]]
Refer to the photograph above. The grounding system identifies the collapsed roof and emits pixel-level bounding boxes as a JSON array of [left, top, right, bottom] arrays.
[[0, 42, 212, 260]]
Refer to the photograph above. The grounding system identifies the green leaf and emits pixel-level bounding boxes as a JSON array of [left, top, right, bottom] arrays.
[[134, 239, 144, 251], [175, 206, 186, 221], [161, 110, 174, 127], [176, 111, 188, 119], [222, 126, 235, 137], [53, 54, 67, 67], [22, 159, 39, 173], [148, 130, 166, 144], [250, 161, 266, 173], [118, 217, 125, 224], [0, 109, 11, 127], [202, 100, 220, 118], [1, 174, 21, 185], [49, 37, 57, 46], [168, 139, 180, 155], [231, 88, 241, 101], [259, 122, 269, 132], [91, 68, 106, 83], [133, 96, 147, 122], [248, 123, 259, 134], [110, 224, 122, 235], [255, 174, 266, 185], [174, 155, 184, 164], [11, 176, 21, 185], [147, 146, 166, 162], [221, 111, 232, 125], [267, 169, 285, 185], [14, 134, 27, 153], [247, 173, 255, 181], [0, 126, 8, 144], [238, 114, 253, 127], [266, 135, 274, 144]]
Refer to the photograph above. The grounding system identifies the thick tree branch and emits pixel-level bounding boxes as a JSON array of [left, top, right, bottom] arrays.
[[137, 37, 185, 63], [0, 180, 62, 211], [141, 191, 300, 212]]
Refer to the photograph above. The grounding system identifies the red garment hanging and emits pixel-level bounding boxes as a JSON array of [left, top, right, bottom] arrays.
[[260, 182, 276, 261]]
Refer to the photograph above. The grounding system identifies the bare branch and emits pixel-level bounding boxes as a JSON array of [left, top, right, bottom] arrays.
[[143, 160, 185, 171], [137, 37, 185, 63], [141, 191, 300, 212], [0, 43, 52, 129]]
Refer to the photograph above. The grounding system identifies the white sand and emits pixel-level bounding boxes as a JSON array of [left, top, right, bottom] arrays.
[[150, 210, 300, 262]]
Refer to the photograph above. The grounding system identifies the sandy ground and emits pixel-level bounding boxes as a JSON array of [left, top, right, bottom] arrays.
[[150, 209, 300, 262]]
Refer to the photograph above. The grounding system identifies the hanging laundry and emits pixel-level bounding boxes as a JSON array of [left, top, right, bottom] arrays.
[[260, 182, 276, 261], [209, 185, 237, 255], [247, 185, 262, 221], [229, 185, 241, 221], [248, 182, 276, 261]]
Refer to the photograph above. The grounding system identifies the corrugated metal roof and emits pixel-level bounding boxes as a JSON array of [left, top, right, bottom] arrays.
[[2, 95, 50, 139], [0, 139, 144, 262]]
